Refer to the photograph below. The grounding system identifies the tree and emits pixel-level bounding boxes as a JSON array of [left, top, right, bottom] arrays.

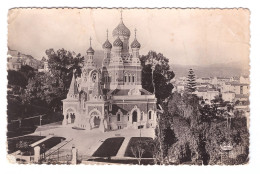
[[131, 139, 146, 165], [186, 69, 196, 93], [129, 138, 155, 165], [140, 51, 175, 101], [22, 48, 84, 111], [156, 90, 248, 165], [8, 70, 27, 89]]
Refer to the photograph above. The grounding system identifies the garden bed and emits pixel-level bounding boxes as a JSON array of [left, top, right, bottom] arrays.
[[23, 136, 66, 156], [7, 135, 45, 154], [124, 137, 154, 158], [92, 137, 125, 157]]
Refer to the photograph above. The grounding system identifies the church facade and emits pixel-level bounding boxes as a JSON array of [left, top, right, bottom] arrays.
[[62, 13, 157, 132]]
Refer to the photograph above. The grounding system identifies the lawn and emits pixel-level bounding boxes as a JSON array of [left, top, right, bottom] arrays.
[[7, 135, 45, 154], [23, 136, 66, 156], [124, 137, 154, 158], [7, 135, 66, 156], [92, 137, 125, 157]]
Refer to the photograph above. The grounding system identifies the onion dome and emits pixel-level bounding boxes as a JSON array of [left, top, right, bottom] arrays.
[[131, 28, 141, 49], [131, 39, 141, 49], [102, 29, 112, 49], [102, 40, 112, 49], [113, 36, 123, 47], [87, 47, 95, 54], [112, 10, 131, 38], [86, 37, 95, 54]]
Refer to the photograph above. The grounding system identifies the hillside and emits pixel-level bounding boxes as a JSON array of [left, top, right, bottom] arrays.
[[171, 62, 249, 78]]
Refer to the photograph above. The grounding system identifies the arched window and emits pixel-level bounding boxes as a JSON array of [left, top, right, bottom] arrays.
[[124, 74, 128, 82], [132, 75, 135, 83], [148, 111, 152, 120], [117, 113, 121, 121], [128, 74, 131, 83], [132, 111, 137, 123]]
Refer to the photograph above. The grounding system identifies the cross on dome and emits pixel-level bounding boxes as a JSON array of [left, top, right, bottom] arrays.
[[102, 30, 112, 49], [131, 28, 141, 49], [120, 9, 123, 21], [87, 36, 95, 54], [112, 9, 131, 38]]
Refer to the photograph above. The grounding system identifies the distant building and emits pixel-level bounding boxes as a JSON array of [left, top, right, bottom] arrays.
[[38, 58, 49, 72], [221, 82, 232, 93], [235, 94, 249, 102], [194, 87, 219, 102], [222, 91, 235, 102], [196, 77, 211, 84], [7, 48, 43, 71], [7, 55, 22, 70], [239, 76, 249, 84], [231, 76, 240, 82], [211, 77, 231, 86], [230, 82, 249, 95], [173, 84, 185, 93]]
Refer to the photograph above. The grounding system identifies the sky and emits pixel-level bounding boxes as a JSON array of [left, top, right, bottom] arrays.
[[8, 8, 250, 67]]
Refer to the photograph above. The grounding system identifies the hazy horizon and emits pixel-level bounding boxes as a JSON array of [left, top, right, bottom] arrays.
[[8, 8, 250, 68]]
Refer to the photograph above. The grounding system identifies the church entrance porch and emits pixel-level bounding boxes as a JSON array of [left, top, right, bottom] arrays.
[[89, 110, 102, 130], [63, 108, 77, 125], [92, 116, 101, 128]]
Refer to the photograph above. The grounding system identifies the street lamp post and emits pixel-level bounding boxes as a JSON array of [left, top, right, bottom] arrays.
[[40, 115, 42, 126]]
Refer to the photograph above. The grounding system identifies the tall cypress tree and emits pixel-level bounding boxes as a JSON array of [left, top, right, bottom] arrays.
[[186, 69, 196, 93]]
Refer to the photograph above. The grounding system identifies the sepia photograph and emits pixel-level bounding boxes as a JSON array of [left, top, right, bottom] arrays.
[[6, 8, 250, 165]]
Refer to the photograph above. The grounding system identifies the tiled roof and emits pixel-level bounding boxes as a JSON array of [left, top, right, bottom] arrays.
[[108, 88, 152, 96], [217, 77, 230, 79], [235, 94, 249, 98], [197, 87, 207, 92], [110, 104, 128, 115], [208, 88, 218, 92], [230, 82, 249, 86], [110, 89, 129, 96], [223, 91, 235, 93], [201, 77, 211, 80]]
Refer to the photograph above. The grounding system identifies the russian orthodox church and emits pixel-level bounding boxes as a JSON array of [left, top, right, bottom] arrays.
[[62, 12, 157, 132]]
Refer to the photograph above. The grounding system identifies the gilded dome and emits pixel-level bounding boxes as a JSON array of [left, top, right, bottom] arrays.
[[113, 37, 123, 47], [131, 39, 141, 49], [112, 21, 131, 38], [102, 40, 112, 49]]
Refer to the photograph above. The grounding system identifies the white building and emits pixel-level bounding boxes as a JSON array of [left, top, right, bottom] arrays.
[[195, 87, 219, 102], [222, 91, 235, 102]]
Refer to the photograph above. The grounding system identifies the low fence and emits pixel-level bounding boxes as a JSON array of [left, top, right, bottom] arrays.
[[42, 139, 74, 163]]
